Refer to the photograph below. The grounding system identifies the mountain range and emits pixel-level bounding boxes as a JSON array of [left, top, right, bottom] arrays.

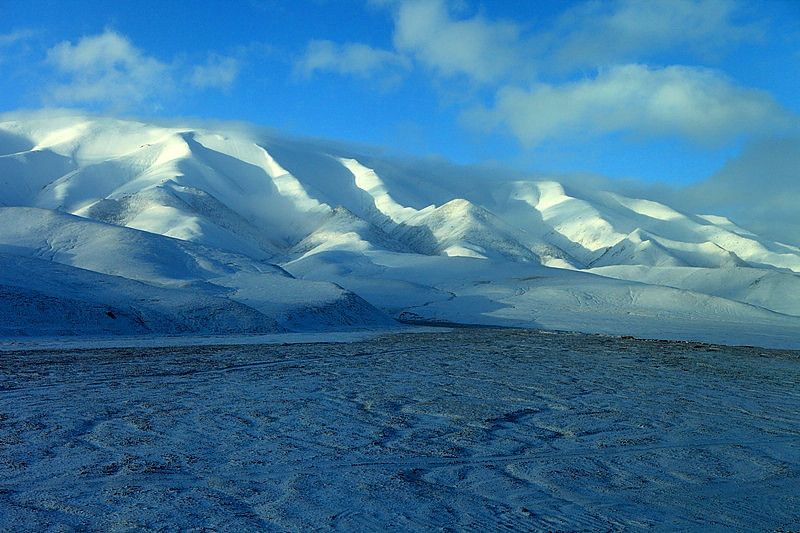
[[1, 111, 799, 347]]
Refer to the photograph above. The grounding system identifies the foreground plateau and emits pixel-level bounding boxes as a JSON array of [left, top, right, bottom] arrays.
[[1, 329, 799, 530]]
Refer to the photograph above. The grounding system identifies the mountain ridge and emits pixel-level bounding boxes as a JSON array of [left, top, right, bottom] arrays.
[[1, 111, 799, 347]]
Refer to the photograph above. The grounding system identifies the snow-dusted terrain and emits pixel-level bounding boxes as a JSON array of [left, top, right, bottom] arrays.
[[2, 112, 799, 530], [2, 330, 799, 530], [1, 110, 799, 346]]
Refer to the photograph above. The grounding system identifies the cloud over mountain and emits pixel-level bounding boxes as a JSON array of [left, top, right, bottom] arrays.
[[466, 64, 794, 146], [291, 0, 793, 154], [391, 0, 527, 83], [543, 0, 764, 70], [296, 40, 410, 80], [43, 30, 241, 111]]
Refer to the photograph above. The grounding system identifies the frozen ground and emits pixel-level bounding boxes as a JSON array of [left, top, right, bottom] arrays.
[[0, 329, 396, 353], [1, 329, 799, 531]]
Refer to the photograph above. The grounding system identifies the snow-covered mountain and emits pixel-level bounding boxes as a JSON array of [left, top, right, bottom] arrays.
[[1, 111, 799, 346]]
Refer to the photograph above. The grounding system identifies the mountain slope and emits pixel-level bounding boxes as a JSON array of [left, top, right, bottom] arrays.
[[0, 253, 282, 336], [0, 207, 393, 334]]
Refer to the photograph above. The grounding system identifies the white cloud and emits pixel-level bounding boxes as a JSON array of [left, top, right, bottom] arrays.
[[190, 54, 240, 90], [45, 31, 172, 110], [43, 30, 242, 110], [0, 29, 36, 46], [546, 0, 764, 70], [392, 0, 526, 83], [296, 0, 764, 91], [383, 0, 759, 83], [467, 64, 793, 146], [296, 40, 409, 79]]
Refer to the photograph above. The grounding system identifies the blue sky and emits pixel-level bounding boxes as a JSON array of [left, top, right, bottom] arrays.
[[1, 0, 798, 186]]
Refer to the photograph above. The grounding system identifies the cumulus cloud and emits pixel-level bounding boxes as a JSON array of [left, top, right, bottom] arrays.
[[384, 0, 759, 83], [297, 0, 765, 88], [302, 0, 529, 85], [190, 54, 240, 90], [296, 40, 410, 79], [546, 0, 764, 70], [392, 0, 526, 83], [43, 30, 241, 110], [45, 31, 173, 109], [466, 64, 794, 146]]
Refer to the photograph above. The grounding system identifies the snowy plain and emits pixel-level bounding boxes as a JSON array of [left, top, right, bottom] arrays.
[[1, 329, 799, 531]]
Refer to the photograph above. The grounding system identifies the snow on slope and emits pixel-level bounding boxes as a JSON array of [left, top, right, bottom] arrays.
[[339, 157, 427, 224], [1, 111, 799, 345], [0, 206, 276, 287], [0, 253, 282, 336], [0, 207, 393, 334], [286, 250, 800, 348], [589, 265, 800, 317]]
